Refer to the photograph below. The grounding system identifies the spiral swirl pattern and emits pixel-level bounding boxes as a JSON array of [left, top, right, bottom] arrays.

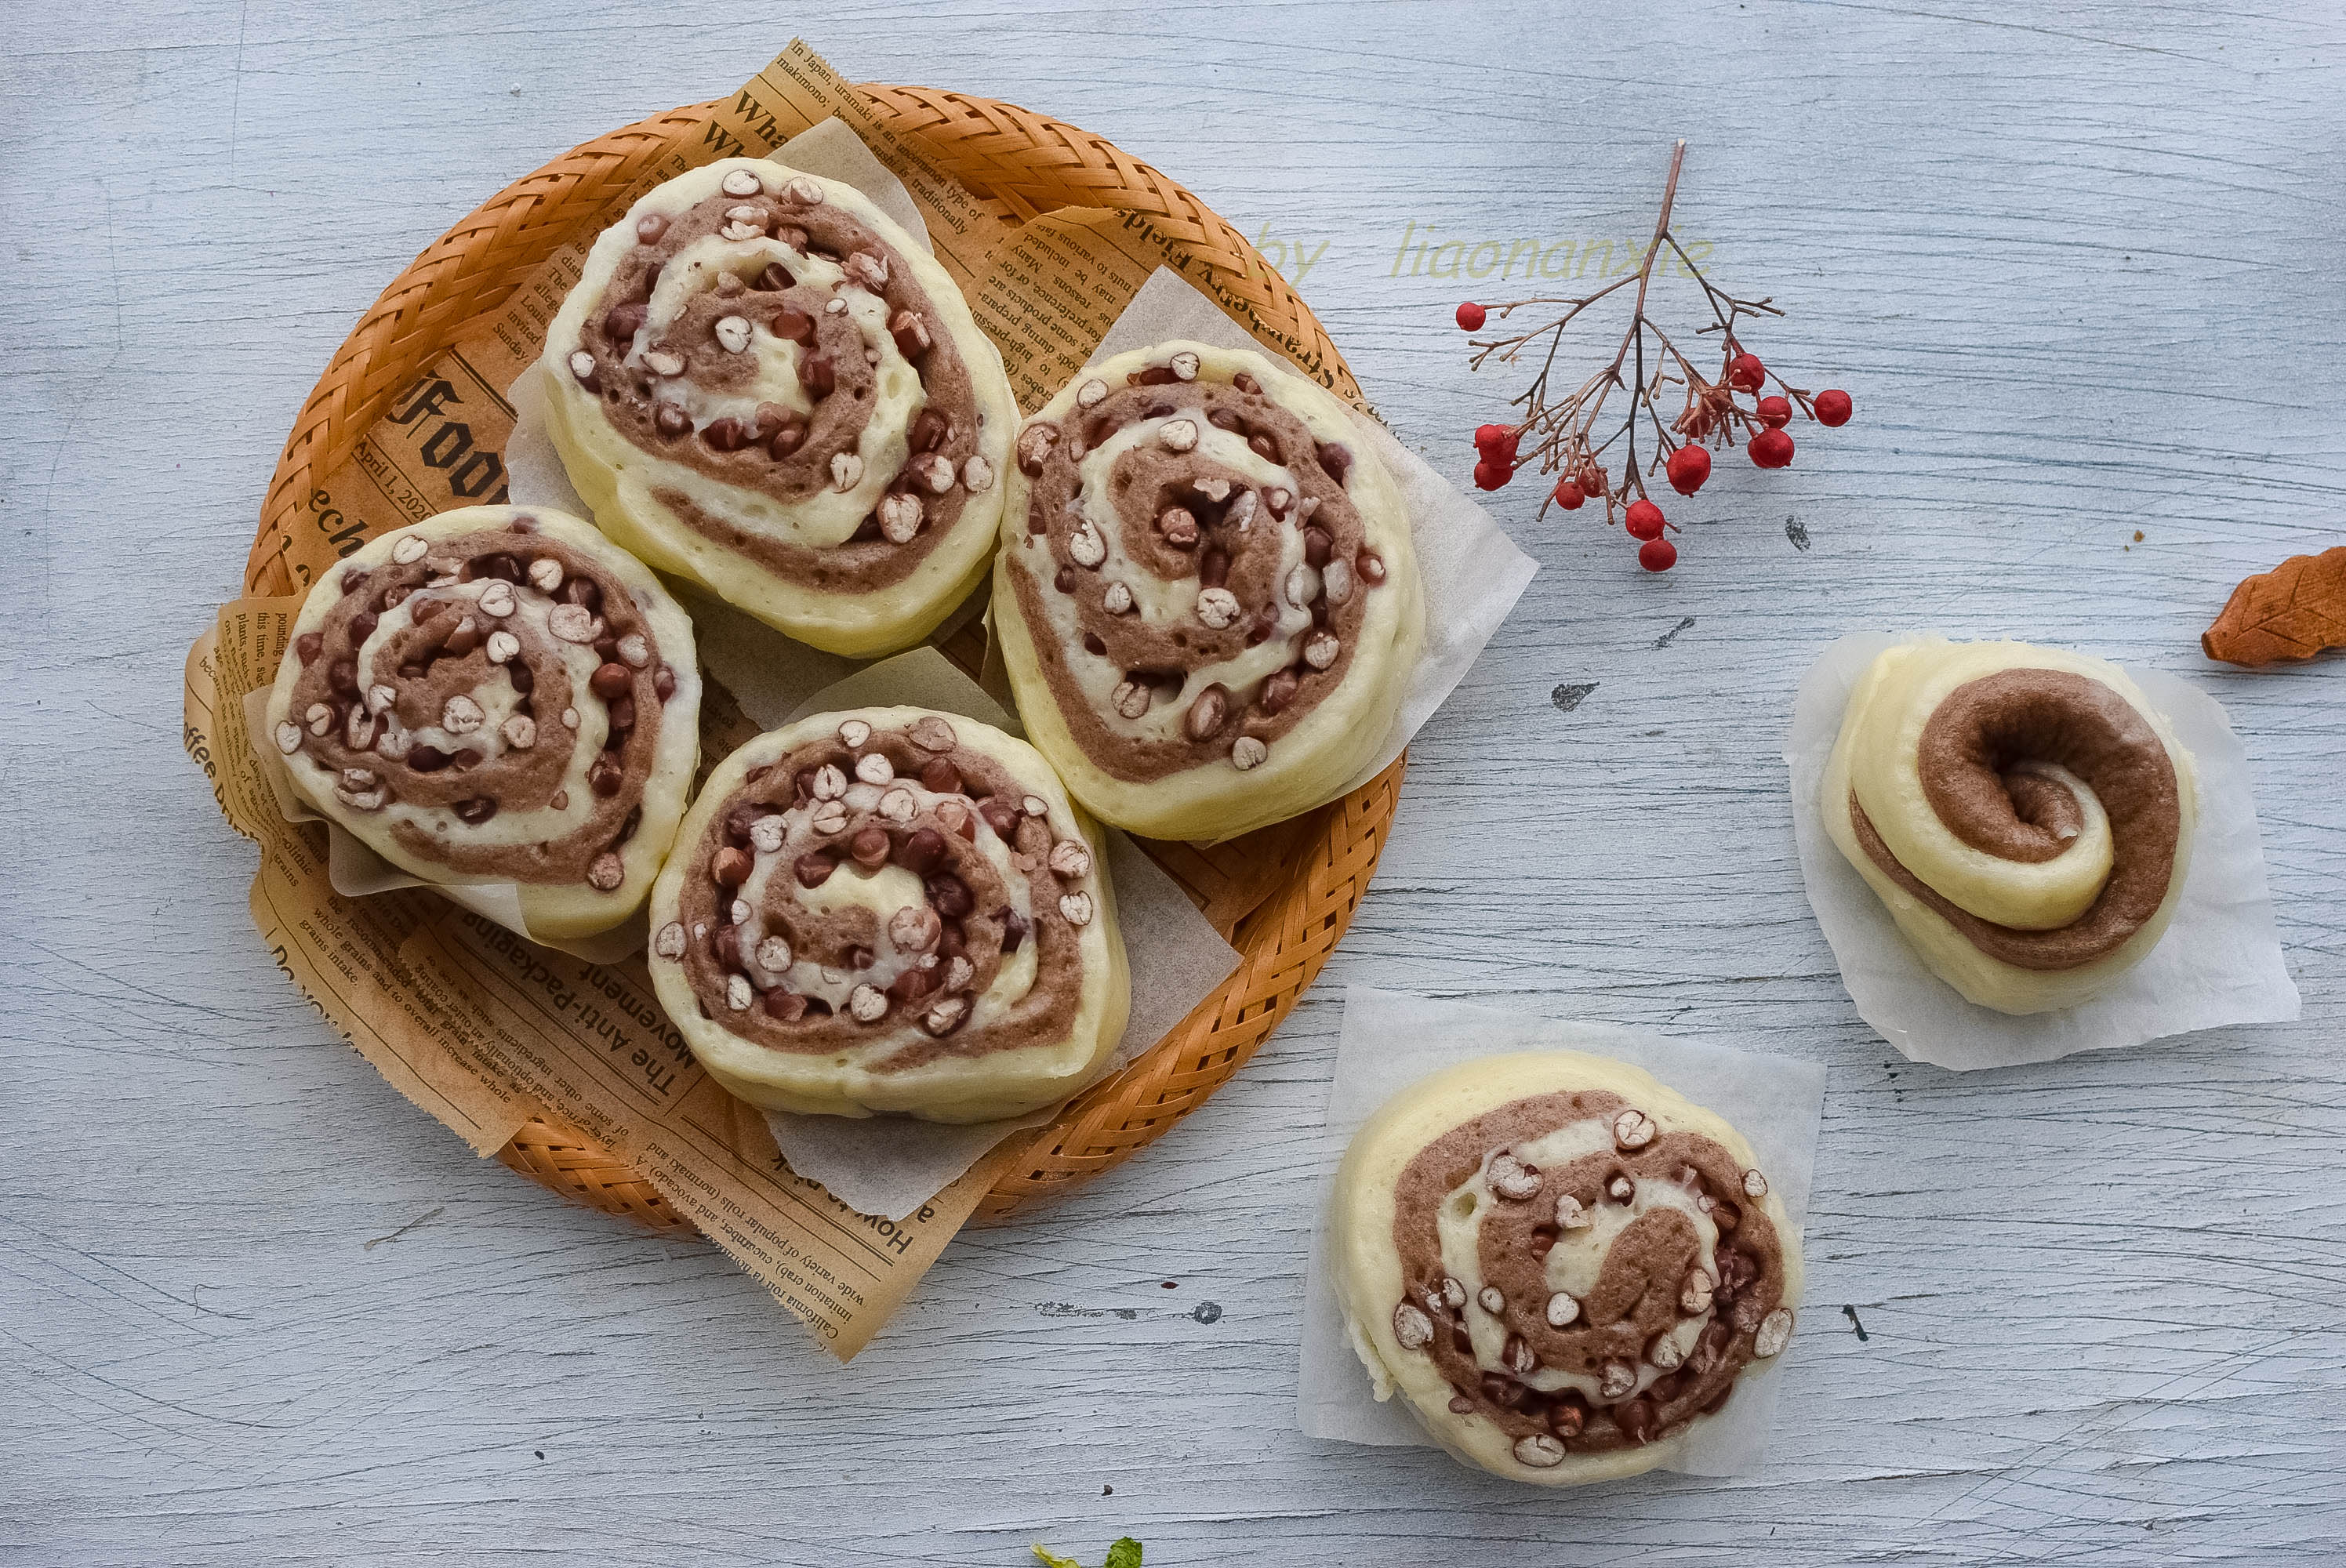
[[993, 341, 1422, 840], [542, 159, 1016, 656], [1822, 639, 2199, 1014], [1332, 1053, 1799, 1486], [263, 506, 700, 939], [648, 707, 1128, 1123]]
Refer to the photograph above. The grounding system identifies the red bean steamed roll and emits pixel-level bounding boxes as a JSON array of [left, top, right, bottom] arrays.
[[263, 505, 700, 939], [542, 159, 1016, 656]]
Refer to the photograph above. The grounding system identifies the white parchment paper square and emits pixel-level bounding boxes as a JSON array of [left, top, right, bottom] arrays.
[[1296, 987, 1825, 1479], [754, 648, 1240, 1220], [1785, 633, 2300, 1070]]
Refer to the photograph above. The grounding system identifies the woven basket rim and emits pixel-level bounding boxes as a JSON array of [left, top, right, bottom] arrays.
[[249, 83, 1403, 1227]]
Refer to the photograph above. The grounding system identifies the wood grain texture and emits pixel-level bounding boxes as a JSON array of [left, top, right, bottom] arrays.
[[3, 2, 2341, 1563]]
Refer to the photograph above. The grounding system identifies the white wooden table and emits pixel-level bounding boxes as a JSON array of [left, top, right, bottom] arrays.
[[5, 4, 2341, 1562]]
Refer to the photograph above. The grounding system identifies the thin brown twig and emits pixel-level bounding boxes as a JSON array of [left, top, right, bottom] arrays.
[[1458, 139, 1840, 542]]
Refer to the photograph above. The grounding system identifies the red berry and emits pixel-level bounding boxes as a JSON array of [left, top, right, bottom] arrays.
[[1552, 479, 1585, 510], [1456, 301, 1487, 331], [1624, 499, 1666, 540], [1815, 388, 1853, 426], [1749, 427, 1795, 469], [1665, 445, 1710, 496], [1639, 537, 1679, 572], [1473, 459, 1513, 491], [1756, 395, 1792, 428], [1475, 425, 1520, 466], [1728, 353, 1765, 393]]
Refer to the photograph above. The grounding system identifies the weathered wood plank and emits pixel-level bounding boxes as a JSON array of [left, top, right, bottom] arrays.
[[2, 2, 2340, 1561]]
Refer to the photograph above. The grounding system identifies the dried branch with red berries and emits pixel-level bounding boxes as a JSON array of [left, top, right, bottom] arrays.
[[1452, 140, 1852, 571]]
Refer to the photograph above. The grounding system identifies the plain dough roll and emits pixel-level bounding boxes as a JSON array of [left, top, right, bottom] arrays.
[[1822, 637, 2199, 1014]]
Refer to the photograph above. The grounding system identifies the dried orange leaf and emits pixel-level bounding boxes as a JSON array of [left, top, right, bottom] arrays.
[[2202, 546, 2346, 666]]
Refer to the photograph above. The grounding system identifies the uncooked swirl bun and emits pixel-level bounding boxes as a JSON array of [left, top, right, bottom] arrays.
[[647, 707, 1129, 1123], [1822, 638, 2199, 1014], [263, 506, 700, 939], [993, 341, 1424, 840], [1331, 1053, 1801, 1486], [541, 158, 1016, 655]]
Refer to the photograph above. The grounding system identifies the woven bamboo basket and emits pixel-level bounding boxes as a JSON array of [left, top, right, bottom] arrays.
[[249, 87, 1404, 1228]]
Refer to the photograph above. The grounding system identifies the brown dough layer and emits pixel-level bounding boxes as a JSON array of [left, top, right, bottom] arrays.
[[675, 724, 1084, 1069], [1852, 668, 2182, 971], [579, 187, 980, 591], [1011, 373, 1392, 782], [1390, 1091, 1786, 1455], [284, 521, 675, 885]]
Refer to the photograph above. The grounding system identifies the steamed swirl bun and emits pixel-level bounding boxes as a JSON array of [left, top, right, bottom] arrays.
[[1822, 638, 2199, 1013], [263, 506, 700, 939], [993, 341, 1422, 840], [648, 707, 1128, 1123], [542, 159, 1016, 656]]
